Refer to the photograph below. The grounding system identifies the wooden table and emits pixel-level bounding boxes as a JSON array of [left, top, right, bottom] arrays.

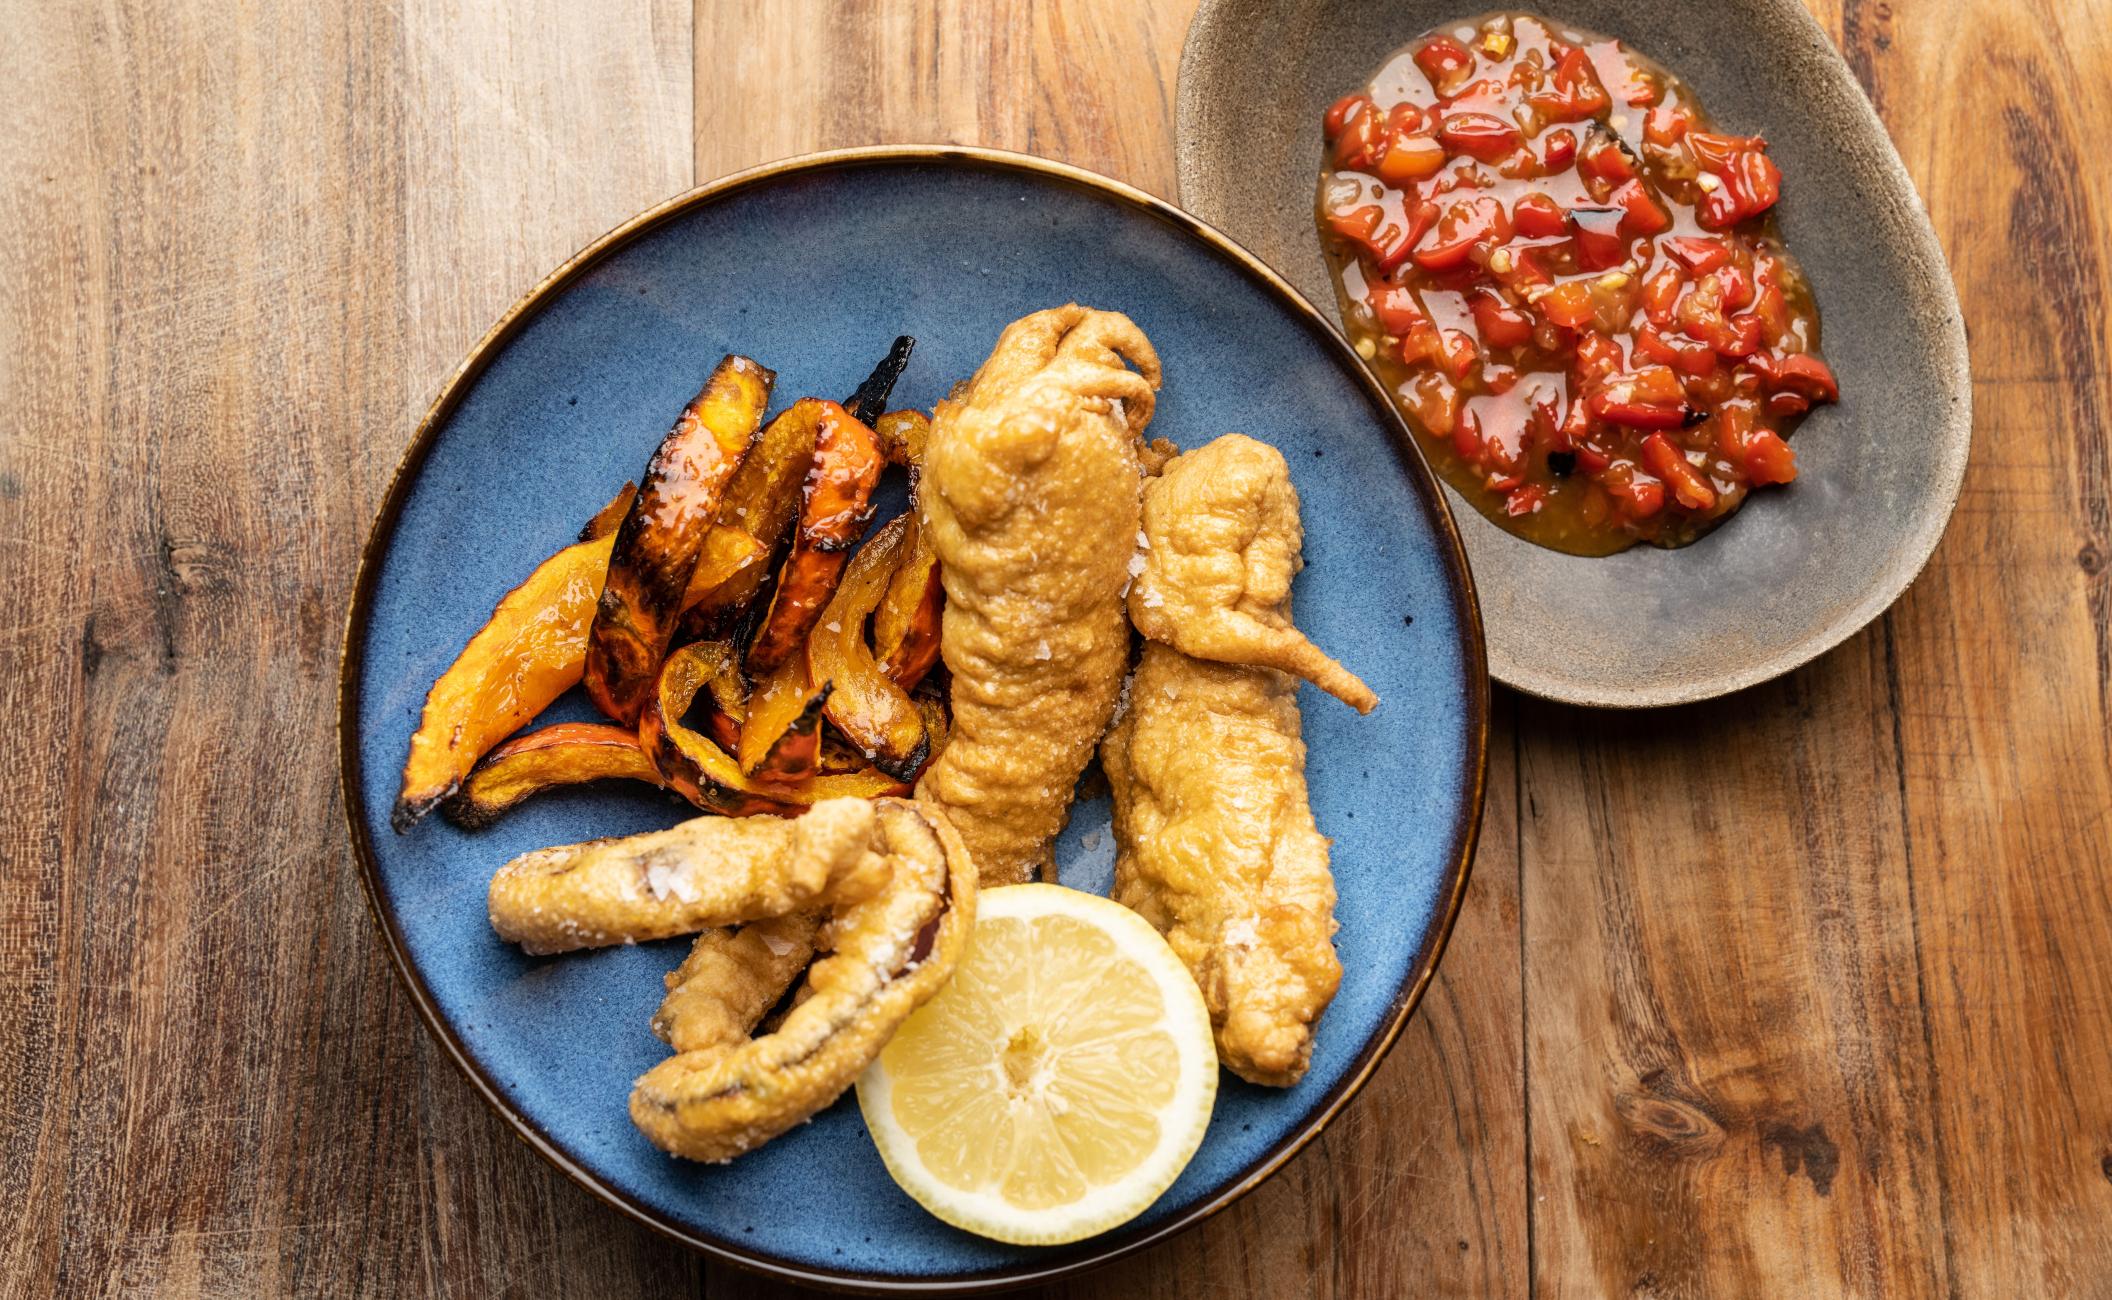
[[5, 1, 2108, 1295]]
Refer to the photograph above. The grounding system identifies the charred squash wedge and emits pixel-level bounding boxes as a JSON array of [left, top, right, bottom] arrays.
[[680, 397, 826, 616], [579, 481, 639, 543], [808, 516, 932, 780], [394, 531, 616, 829], [639, 642, 906, 816], [585, 355, 774, 726], [441, 723, 665, 829], [844, 335, 915, 425], [872, 512, 942, 689], [744, 401, 885, 673], [738, 652, 826, 779]]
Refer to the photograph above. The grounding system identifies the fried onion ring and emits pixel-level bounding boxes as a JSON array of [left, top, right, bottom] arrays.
[[486, 798, 886, 955], [628, 798, 977, 1162]]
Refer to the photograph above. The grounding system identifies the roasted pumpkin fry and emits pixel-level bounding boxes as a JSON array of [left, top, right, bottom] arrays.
[[579, 481, 639, 543], [586, 355, 774, 726], [640, 642, 907, 817], [442, 722, 666, 829], [681, 397, 826, 617], [872, 514, 943, 689], [738, 652, 826, 778], [745, 401, 886, 673], [871, 408, 932, 469], [809, 516, 932, 780], [394, 531, 616, 830]]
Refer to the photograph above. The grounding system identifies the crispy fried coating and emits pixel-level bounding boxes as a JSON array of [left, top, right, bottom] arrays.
[[650, 914, 820, 1053], [1129, 434, 1377, 714], [1103, 645, 1340, 1087], [915, 305, 1162, 885], [629, 799, 977, 1161], [1103, 433, 1366, 1086], [487, 798, 885, 955]]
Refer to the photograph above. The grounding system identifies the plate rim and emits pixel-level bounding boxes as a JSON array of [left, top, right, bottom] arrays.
[[336, 144, 1490, 1293], [1173, 0, 1974, 708]]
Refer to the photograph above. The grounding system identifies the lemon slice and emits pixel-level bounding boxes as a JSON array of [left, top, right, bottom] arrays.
[[857, 883, 1217, 1244]]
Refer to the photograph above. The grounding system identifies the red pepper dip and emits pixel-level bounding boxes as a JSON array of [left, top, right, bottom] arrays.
[[1317, 12, 1840, 554]]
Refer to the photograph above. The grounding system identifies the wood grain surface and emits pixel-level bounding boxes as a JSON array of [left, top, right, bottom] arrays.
[[1, 0, 2106, 1296]]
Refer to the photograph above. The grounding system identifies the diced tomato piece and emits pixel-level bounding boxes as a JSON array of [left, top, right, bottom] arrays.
[[1589, 366, 1691, 428], [1662, 236, 1730, 275], [1324, 94, 1372, 141], [1415, 35, 1476, 95], [1710, 314, 1763, 358], [1568, 205, 1628, 271], [1327, 203, 1383, 246], [1512, 191, 1567, 238], [1505, 483, 1549, 516], [1604, 463, 1666, 518], [1574, 330, 1625, 379], [1580, 132, 1638, 184], [1439, 112, 1522, 161], [1366, 277, 1427, 335], [1451, 404, 1484, 459], [1377, 134, 1448, 183], [1635, 324, 1718, 378], [1540, 279, 1597, 329], [1405, 371, 1462, 436], [1399, 320, 1443, 367], [1469, 289, 1535, 348], [1333, 103, 1384, 171], [1644, 104, 1690, 146], [1542, 128, 1577, 170], [1641, 432, 1718, 510], [1714, 262, 1753, 311], [1743, 428, 1798, 485], [1412, 196, 1511, 271], [1641, 263, 1684, 325], [1771, 353, 1839, 405], [1529, 46, 1611, 122], [1436, 328, 1479, 380], [1685, 130, 1763, 170], [1697, 148, 1782, 228], [1611, 180, 1670, 236]]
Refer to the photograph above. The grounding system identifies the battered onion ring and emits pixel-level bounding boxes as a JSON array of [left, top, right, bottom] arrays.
[[628, 798, 978, 1162], [487, 798, 886, 955]]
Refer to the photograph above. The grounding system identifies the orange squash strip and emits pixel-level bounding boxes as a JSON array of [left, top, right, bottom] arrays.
[[639, 643, 907, 817], [579, 481, 639, 542], [738, 652, 825, 778], [744, 401, 885, 674], [441, 723, 666, 829], [680, 397, 827, 616], [394, 531, 616, 830], [586, 355, 774, 726], [872, 513, 942, 690], [870, 408, 931, 469], [808, 516, 931, 780]]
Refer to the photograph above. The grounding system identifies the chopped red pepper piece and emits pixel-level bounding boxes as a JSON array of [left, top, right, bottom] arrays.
[[1743, 428, 1798, 484], [1541, 127, 1577, 170], [1540, 280, 1597, 329], [1470, 289, 1536, 348], [1512, 191, 1568, 239], [1440, 112, 1523, 161], [1771, 353, 1839, 405], [1414, 35, 1476, 95], [1569, 206, 1628, 271], [1528, 46, 1611, 122], [1412, 196, 1512, 271], [1641, 433, 1718, 510], [1324, 94, 1371, 141]]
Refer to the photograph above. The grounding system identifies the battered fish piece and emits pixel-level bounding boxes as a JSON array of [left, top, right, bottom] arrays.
[[1104, 434, 1366, 1086], [1104, 648, 1338, 1085], [650, 914, 819, 1053], [630, 799, 977, 1162], [1129, 433, 1377, 714], [487, 798, 884, 955], [915, 305, 1162, 885]]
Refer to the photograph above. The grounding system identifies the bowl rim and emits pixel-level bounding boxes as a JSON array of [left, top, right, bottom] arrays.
[[336, 144, 1490, 1293], [1174, 0, 1973, 708]]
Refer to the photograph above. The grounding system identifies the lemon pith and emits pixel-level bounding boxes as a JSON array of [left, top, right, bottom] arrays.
[[857, 884, 1217, 1245]]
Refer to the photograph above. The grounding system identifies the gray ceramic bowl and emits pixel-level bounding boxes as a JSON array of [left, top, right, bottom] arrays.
[[1177, 0, 1970, 707]]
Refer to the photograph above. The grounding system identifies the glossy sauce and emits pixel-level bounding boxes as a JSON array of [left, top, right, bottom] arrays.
[[1316, 12, 1839, 554]]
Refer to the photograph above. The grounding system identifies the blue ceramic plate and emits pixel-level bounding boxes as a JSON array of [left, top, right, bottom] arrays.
[[339, 148, 1487, 1292]]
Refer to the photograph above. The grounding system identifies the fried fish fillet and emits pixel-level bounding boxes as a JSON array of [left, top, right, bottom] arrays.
[[1103, 434, 1368, 1086], [487, 797, 884, 955], [914, 305, 1162, 885], [630, 799, 977, 1162], [1129, 434, 1377, 714]]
